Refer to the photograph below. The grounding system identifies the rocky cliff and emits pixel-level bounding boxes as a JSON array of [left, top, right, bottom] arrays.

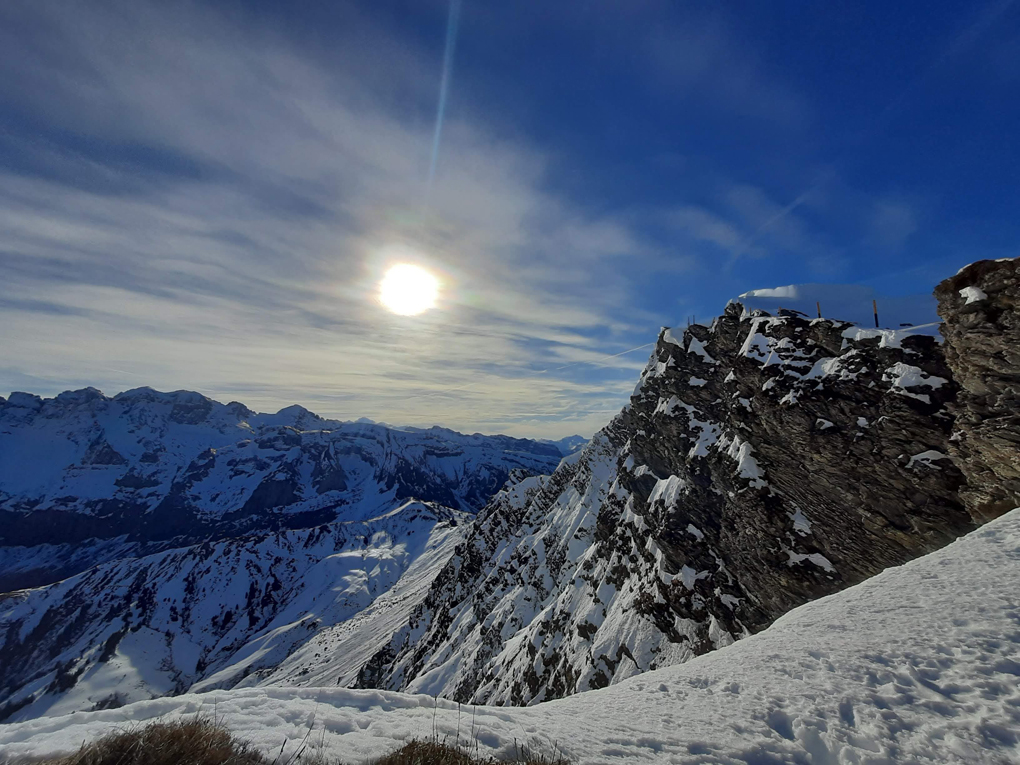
[[935, 257, 1020, 521], [356, 303, 976, 704]]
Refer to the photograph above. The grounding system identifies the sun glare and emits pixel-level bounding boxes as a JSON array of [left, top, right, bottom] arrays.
[[379, 264, 440, 316]]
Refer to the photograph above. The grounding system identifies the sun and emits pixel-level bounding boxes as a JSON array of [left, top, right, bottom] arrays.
[[378, 264, 440, 316]]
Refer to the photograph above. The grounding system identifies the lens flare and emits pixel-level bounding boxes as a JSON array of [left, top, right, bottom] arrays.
[[379, 264, 440, 316]]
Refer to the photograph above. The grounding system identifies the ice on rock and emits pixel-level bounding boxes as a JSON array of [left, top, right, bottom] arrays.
[[647, 475, 686, 507], [661, 327, 684, 347], [785, 549, 836, 573], [718, 434, 767, 489], [686, 336, 717, 363], [789, 507, 812, 536]]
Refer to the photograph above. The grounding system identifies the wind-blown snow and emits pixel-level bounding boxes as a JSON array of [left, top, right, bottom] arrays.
[[3, 509, 1017, 764], [732, 283, 938, 329]]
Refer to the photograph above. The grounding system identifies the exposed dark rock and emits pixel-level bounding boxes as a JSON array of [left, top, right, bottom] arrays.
[[169, 394, 214, 425], [81, 437, 128, 467], [241, 477, 300, 516], [935, 257, 1020, 521], [114, 472, 161, 490]]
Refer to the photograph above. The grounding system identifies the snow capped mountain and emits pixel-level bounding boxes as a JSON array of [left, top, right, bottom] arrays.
[[4, 506, 1017, 764], [0, 389, 562, 590], [0, 501, 469, 722], [353, 297, 977, 704], [1, 261, 1015, 740]]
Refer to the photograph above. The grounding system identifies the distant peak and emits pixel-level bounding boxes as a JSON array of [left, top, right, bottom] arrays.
[[275, 404, 313, 415], [45, 388, 105, 408], [114, 387, 211, 403], [4, 391, 44, 409]]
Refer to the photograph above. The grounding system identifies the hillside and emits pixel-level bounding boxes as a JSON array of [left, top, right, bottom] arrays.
[[3, 505, 1016, 764], [0, 502, 468, 722]]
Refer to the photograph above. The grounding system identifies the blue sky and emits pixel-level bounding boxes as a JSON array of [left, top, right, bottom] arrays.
[[1, 0, 1018, 438]]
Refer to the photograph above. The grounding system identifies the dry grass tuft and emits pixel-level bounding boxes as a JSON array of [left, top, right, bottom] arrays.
[[368, 740, 477, 765], [1, 719, 570, 765], [365, 739, 569, 765], [23, 718, 267, 765]]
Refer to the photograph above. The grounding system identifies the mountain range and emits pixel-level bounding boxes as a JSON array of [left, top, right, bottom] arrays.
[[0, 391, 572, 592], [1, 258, 1017, 752]]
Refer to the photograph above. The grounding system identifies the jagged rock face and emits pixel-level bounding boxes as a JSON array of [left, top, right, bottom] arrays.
[[0, 388, 563, 591], [0, 502, 468, 722], [356, 307, 974, 705], [935, 257, 1020, 521]]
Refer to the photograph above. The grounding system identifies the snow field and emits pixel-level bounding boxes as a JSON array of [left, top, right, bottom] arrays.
[[3, 508, 1018, 764]]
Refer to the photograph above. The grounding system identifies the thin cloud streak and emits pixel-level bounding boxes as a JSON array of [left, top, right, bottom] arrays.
[[0, 1, 962, 438], [0, 1, 679, 438]]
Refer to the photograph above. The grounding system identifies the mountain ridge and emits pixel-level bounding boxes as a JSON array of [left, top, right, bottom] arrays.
[[349, 266, 1020, 704], [0, 389, 565, 591], [2, 260, 1016, 726], [0, 501, 469, 722]]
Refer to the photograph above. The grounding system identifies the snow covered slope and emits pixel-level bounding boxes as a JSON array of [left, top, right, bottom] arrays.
[[3, 507, 1017, 764], [0, 388, 561, 590], [540, 435, 588, 455], [354, 303, 974, 704], [0, 502, 469, 722]]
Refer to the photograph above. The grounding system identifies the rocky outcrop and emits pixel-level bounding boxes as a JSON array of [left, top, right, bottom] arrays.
[[935, 257, 1020, 521], [355, 306, 975, 704]]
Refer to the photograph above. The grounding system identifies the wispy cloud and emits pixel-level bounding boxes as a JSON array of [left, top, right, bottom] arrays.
[[0, 2, 959, 438], [0, 1, 679, 438], [868, 197, 920, 250]]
